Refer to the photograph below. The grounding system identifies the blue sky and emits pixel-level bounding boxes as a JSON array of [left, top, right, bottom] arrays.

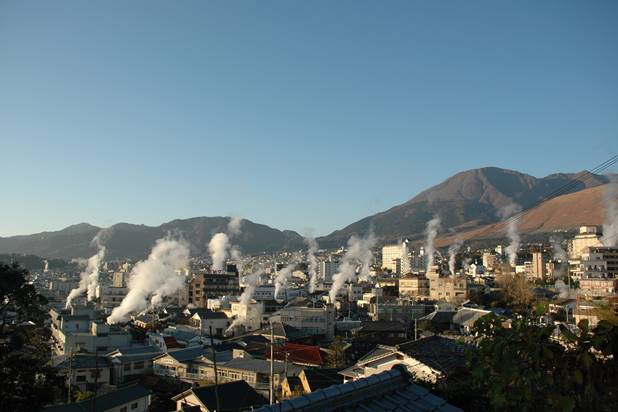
[[1, 1, 617, 237]]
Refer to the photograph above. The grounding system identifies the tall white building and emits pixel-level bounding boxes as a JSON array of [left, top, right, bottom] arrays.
[[319, 257, 340, 282], [382, 244, 402, 273]]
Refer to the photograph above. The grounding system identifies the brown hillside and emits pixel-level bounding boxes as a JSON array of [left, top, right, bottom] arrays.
[[436, 184, 607, 247]]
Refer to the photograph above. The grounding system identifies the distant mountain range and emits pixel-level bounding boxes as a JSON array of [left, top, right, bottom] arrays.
[[0, 167, 612, 259], [316, 167, 611, 247], [0, 217, 304, 260]]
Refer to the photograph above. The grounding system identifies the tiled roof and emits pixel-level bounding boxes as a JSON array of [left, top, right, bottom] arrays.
[[174, 380, 267, 411], [397, 336, 468, 374], [44, 385, 150, 412], [253, 367, 462, 412], [269, 343, 325, 366]]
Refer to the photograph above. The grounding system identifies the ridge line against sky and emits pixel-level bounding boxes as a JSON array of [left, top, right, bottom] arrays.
[[1, 1, 617, 237]]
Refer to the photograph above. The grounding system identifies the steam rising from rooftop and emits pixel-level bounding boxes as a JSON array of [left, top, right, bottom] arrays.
[[208, 217, 244, 271], [424, 216, 441, 273], [329, 231, 376, 303], [602, 177, 618, 247], [499, 203, 522, 266], [304, 234, 319, 293], [448, 238, 463, 275], [274, 261, 297, 302], [107, 237, 190, 324], [65, 228, 112, 309]]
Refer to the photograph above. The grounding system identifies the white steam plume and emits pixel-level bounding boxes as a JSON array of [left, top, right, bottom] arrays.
[[499, 203, 522, 266], [448, 238, 463, 275], [226, 268, 263, 333], [329, 231, 376, 303], [602, 177, 618, 247], [424, 216, 441, 273], [304, 235, 319, 293], [65, 228, 111, 308], [107, 237, 190, 324], [208, 233, 230, 271], [227, 216, 243, 237], [274, 262, 297, 302], [401, 239, 411, 275], [551, 236, 569, 297]]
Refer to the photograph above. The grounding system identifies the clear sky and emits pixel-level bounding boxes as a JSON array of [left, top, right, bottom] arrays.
[[1, 1, 617, 237]]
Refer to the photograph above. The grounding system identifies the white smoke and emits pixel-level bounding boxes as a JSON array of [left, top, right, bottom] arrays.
[[107, 237, 190, 324], [555, 279, 570, 299], [448, 238, 463, 275], [65, 228, 111, 309], [602, 177, 618, 247], [401, 239, 411, 275], [226, 268, 263, 334], [424, 216, 441, 273], [304, 235, 319, 293], [208, 217, 243, 272], [274, 261, 297, 302], [228, 216, 243, 237], [208, 233, 230, 271], [328, 231, 376, 303], [499, 203, 522, 266]]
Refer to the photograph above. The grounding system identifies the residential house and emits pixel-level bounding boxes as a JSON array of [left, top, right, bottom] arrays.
[[172, 380, 267, 412], [153, 346, 232, 384], [44, 384, 151, 412]]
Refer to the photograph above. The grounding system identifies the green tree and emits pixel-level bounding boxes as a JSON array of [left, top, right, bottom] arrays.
[[469, 313, 618, 411], [0, 262, 61, 411], [325, 336, 348, 368]]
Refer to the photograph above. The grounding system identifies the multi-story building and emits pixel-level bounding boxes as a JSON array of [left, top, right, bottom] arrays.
[[572, 246, 618, 279], [382, 244, 402, 273], [482, 252, 497, 271], [50, 306, 132, 355], [428, 276, 468, 304], [188, 272, 241, 307], [97, 285, 128, 312], [569, 226, 603, 259], [399, 276, 430, 299], [319, 257, 340, 282], [279, 299, 336, 340], [531, 252, 545, 280]]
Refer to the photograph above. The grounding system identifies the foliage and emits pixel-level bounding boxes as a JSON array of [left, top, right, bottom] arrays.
[[74, 390, 95, 401], [0, 262, 62, 411], [467, 313, 618, 411], [496, 273, 533, 309], [325, 336, 348, 368]]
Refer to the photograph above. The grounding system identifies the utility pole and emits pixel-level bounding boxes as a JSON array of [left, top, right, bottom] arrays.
[[67, 350, 74, 404], [209, 326, 221, 412], [269, 322, 275, 405], [414, 318, 418, 341]]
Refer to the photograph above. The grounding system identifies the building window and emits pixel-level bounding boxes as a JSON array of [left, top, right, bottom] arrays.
[[120, 407, 127, 412], [131, 402, 139, 409]]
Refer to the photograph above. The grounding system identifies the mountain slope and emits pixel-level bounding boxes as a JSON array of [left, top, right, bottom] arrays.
[[436, 184, 606, 247], [318, 167, 608, 247], [0, 217, 304, 260]]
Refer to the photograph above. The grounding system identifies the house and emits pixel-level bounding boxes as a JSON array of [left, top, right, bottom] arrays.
[[216, 357, 302, 398], [153, 346, 232, 384], [55, 353, 112, 391], [279, 298, 336, 340], [268, 342, 327, 367], [187, 309, 230, 336], [339, 335, 468, 384], [281, 368, 341, 398], [106, 346, 163, 384], [451, 307, 491, 334], [172, 380, 268, 412], [254, 366, 462, 412], [133, 314, 158, 330], [44, 384, 151, 412]]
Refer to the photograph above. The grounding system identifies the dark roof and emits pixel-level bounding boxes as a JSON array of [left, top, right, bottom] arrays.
[[397, 336, 468, 374], [427, 311, 456, 324], [175, 380, 267, 412], [164, 346, 205, 362], [302, 368, 341, 391], [56, 354, 112, 370], [359, 320, 407, 333], [190, 308, 228, 320], [253, 366, 461, 412], [221, 357, 290, 375], [44, 385, 150, 412], [164, 336, 184, 348]]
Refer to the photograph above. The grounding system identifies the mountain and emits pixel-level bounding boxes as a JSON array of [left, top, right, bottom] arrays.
[[318, 167, 610, 247], [0, 217, 304, 260], [435, 184, 607, 247]]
